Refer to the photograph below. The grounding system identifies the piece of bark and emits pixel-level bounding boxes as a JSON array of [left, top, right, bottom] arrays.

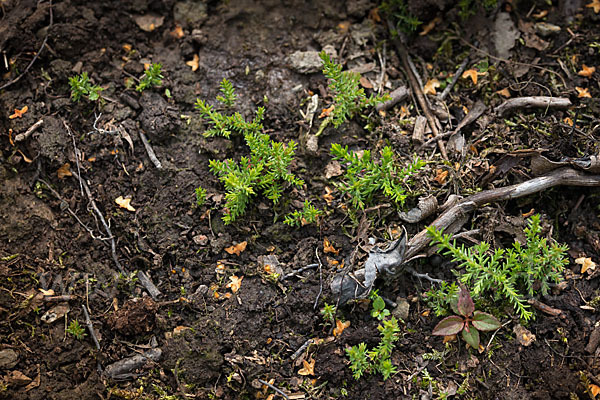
[[495, 96, 571, 117]]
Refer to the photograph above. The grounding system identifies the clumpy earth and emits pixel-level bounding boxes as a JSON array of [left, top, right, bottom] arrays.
[[1, 0, 600, 399]]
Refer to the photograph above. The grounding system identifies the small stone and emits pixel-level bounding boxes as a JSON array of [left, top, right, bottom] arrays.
[[193, 234, 208, 246], [393, 297, 410, 321], [535, 22, 561, 37], [288, 45, 337, 74], [0, 349, 18, 369]]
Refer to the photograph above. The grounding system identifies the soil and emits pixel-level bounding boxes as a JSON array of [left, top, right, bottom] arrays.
[[1, 0, 600, 399]]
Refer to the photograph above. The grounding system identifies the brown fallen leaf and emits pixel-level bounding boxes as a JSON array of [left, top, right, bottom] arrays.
[[578, 64, 596, 78], [420, 16, 441, 36], [576, 87, 592, 98], [9, 105, 28, 119], [434, 169, 449, 184], [563, 117, 573, 126], [586, 0, 600, 13], [359, 76, 373, 89], [57, 163, 72, 179], [462, 69, 479, 84], [186, 54, 199, 72], [590, 383, 600, 398], [171, 25, 184, 38], [423, 78, 440, 95], [319, 105, 334, 119], [298, 358, 315, 376], [333, 319, 350, 337], [115, 196, 136, 212], [323, 238, 339, 255], [226, 275, 243, 293], [575, 257, 596, 274], [225, 241, 247, 256], [496, 87, 511, 98], [322, 186, 334, 205]]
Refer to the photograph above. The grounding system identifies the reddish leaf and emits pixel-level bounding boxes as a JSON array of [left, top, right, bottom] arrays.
[[472, 311, 501, 331], [461, 325, 480, 348], [432, 315, 465, 336], [456, 284, 474, 317]]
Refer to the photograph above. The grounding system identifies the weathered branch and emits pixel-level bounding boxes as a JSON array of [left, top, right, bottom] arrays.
[[495, 96, 571, 117]]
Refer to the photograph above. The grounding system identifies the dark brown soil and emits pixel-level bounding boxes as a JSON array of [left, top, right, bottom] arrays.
[[1, 0, 600, 399]]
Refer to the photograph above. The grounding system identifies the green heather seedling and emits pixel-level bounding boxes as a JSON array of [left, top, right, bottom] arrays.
[[69, 72, 103, 102], [346, 292, 400, 380], [331, 144, 424, 210], [67, 319, 87, 340], [317, 52, 387, 135], [195, 186, 207, 207], [196, 79, 304, 224], [136, 63, 163, 92], [380, 0, 422, 34], [427, 214, 569, 321], [320, 302, 335, 325], [432, 284, 501, 349], [284, 200, 322, 227]]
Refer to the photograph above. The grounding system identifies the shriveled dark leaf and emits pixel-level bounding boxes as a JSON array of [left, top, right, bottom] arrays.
[[462, 325, 480, 349], [432, 315, 465, 336], [457, 284, 474, 317], [472, 311, 502, 332]]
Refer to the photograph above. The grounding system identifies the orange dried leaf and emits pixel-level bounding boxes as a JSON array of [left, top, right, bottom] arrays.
[[590, 383, 600, 397], [225, 276, 240, 294], [532, 10, 548, 18], [576, 87, 592, 98], [443, 334, 457, 343], [434, 169, 448, 184], [186, 54, 199, 72], [578, 64, 596, 78], [423, 78, 440, 95], [420, 16, 441, 36], [359, 76, 373, 89], [575, 257, 596, 274], [225, 241, 247, 256], [586, 0, 600, 13], [115, 196, 136, 212], [319, 105, 334, 119], [9, 105, 28, 119], [333, 319, 350, 337], [462, 69, 478, 84], [171, 25, 184, 38], [563, 117, 573, 126], [322, 186, 334, 205], [496, 87, 511, 98], [298, 358, 315, 376], [323, 238, 339, 255], [57, 163, 72, 179]]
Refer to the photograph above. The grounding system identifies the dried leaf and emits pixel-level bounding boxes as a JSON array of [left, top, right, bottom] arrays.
[[333, 319, 350, 337], [575, 257, 596, 274], [513, 324, 536, 346], [420, 16, 441, 36], [586, 0, 600, 13], [171, 25, 184, 38], [563, 117, 573, 126], [590, 383, 600, 397], [9, 105, 28, 119], [359, 76, 373, 89], [57, 163, 72, 179], [298, 358, 315, 376], [186, 54, 199, 72], [39, 288, 55, 296], [323, 238, 339, 255], [576, 87, 592, 98], [462, 69, 478, 84], [319, 105, 334, 119], [115, 196, 136, 212], [496, 87, 511, 98], [225, 241, 247, 256], [322, 187, 334, 205], [578, 64, 596, 78], [423, 78, 440, 95], [532, 10, 548, 18], [226, 275, 243, 293], [434, 169, 448, 184]]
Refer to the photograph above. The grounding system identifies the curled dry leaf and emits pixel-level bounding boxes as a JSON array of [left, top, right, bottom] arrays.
[[423, 78, 440, 95], [57, 163, 72, 179], [333, 319, 350, 337], [323, 238, 339, 255], [434, 169, 449, 184], [420, 16, 441, 36], [225, 241, 247, 256], [298, 358, 315, 376], [576, 87, 592, 98], [322, 186, 334, 205], [115, 196, 136, 212], [9, 106, 28, 119], [586, 0, 600, 13], [575, 257, 596, 274], [186, 54, 199, 71], [578, 64, 596, 78], [462, 69, 479, 84], [496, 88, 511, 98], [226, 275, 243, 293]]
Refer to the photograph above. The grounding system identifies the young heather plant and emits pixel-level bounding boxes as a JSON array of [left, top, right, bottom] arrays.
[[317, 51, 387, 135], [331, 144, 425, 210], [136, 63, 163, 92], [379, 0, 422, 34], [197, 79, 304, 224], [69, 72, 103, 102], [427, 214, 569, 321], [284, 200, 322, 227], [432, 284, 501, 349], [346, 292, 400, 380]]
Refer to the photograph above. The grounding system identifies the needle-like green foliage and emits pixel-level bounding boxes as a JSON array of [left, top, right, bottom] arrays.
[[331, 144, 425, 210], [136, 63, 163, 92], [427, 214, 569, 321], [69, 72, 103, 102], [284, 200, 322, 227]]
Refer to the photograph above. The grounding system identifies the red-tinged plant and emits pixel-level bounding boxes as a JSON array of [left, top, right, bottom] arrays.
[[432, 284, 501, 349]]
